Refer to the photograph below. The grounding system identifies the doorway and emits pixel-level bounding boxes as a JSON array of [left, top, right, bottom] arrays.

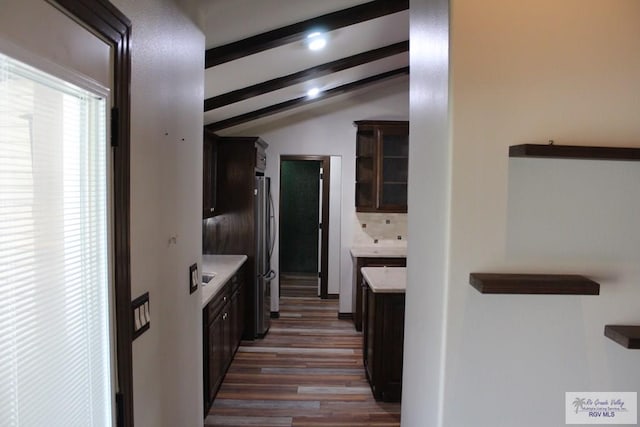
[[279, 155, 330, 299], [0, 0, 133, 425]]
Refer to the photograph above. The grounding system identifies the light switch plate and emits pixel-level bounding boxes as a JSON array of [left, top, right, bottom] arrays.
[[189, 263, 199, 294], [132, 292, 150, 340]]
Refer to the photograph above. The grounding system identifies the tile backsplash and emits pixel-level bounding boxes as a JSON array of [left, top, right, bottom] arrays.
[[353, 212, 407, 246]]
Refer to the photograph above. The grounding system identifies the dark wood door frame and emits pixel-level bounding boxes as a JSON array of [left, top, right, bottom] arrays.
[[279, 155, 331, 299], [51, 1, 133, 426]]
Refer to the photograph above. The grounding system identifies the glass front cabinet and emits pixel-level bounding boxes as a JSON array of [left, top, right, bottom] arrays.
[[354, 120, 409, 213]]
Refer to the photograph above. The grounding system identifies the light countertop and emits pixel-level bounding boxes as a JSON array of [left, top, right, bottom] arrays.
[[361, 266, 406, 293], [350, 245, 407, 258], [201, 254, 248, 308]]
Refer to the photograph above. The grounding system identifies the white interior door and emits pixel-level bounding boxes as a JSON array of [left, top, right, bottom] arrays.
[[0, 1, 115, 425]]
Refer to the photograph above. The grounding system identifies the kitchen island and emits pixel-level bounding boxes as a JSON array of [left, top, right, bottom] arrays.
[[361, 266, 406, 402], [351, 246, 406, 331]]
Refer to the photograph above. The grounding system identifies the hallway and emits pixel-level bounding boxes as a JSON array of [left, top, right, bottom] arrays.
[[204, 281, 401, 426]]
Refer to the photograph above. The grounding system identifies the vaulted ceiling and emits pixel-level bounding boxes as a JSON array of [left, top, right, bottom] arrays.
[[201, 0, 409, 134]]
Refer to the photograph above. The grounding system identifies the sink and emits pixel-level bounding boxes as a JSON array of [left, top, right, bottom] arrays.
[[202, 272, 217, 284]]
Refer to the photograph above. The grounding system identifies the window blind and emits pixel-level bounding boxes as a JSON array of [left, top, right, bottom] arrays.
[[0, 53, 112, 426]]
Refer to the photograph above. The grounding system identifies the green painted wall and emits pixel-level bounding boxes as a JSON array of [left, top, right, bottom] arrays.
[[280, 160, 320, 274]]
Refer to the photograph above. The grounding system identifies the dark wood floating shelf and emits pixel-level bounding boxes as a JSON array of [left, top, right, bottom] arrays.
[[469, 273, 600, 295], [604, 325, 640, 349], [509, 144, 640, 161]]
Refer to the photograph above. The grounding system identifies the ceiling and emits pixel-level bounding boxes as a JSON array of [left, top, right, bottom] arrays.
[[200, 0, 409, 134]]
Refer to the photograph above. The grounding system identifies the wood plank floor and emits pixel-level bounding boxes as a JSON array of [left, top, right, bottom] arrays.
[[204, 281, 401, 427], [280, 273, 318, 298]]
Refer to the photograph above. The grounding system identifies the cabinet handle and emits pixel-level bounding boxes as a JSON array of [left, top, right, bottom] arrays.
[[223, 312, 228, 320], [210, 208, 214, 212], [223, 296, 228, 303]]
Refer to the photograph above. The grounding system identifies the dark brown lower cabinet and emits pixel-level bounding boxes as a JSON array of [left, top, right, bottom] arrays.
[[362, 280, 405, 402], [203, 266, 245, 416], [230, 272, 244, 352], [207, 310, 225, 405], [353, 256, 406, 331]]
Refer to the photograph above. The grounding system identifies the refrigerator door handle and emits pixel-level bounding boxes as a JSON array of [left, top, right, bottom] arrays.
[[268, 191, 276, 259]]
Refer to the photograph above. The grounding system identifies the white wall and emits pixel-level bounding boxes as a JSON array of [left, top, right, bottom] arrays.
[[224, 77, 409, 313], [402, 0, 450, 425], [110, 1, 204, 426], [406, 1, 640, 426]]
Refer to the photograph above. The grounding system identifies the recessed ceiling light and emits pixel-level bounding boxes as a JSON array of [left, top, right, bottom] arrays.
[[306, 32, 327, 51], [307, 87, 321, 98]]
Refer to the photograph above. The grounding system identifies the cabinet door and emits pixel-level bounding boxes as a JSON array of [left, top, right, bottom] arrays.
[[355, 129, 376, 210], [222, 308, 233, 371], [237, 276, 245, 345], [362, 290, 405, 403], [235, 267, 247, 341], [208, 313, 225, 403], [364, 285, 376, 385], [380, 294, 405, 402], [378, 125, 408, 212], [230, 290, 238, 353], [203, 132, 217, 218], [354, 121, 408, 213], [230, 284, 244, 352], [354, 257, 406, 332], [202, 312, 210, 415]]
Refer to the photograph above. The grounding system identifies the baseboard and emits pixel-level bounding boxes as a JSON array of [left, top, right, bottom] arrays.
[[327, 293, 339, 300], [337, 312, 353, 320], [270, 311, 280, 319]]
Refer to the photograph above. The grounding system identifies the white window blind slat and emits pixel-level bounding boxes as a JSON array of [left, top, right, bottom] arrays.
[[0, 53, 112, 427]]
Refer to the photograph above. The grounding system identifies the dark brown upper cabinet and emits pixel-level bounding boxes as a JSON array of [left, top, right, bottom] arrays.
[[354, 120, 409, 213], [203, 130, 218, 219]]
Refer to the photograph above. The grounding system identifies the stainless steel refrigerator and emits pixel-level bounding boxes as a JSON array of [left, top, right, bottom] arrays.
[[255, 176, 276, 337]]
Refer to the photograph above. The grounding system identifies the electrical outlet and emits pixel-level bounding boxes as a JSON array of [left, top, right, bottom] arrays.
[[189, 263, 199, 294]]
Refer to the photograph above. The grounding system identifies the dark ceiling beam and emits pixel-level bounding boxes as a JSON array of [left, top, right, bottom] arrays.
[[205, 66, 409, 132], [204, 0, 409, 68], [204, 40, 409, 111]]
